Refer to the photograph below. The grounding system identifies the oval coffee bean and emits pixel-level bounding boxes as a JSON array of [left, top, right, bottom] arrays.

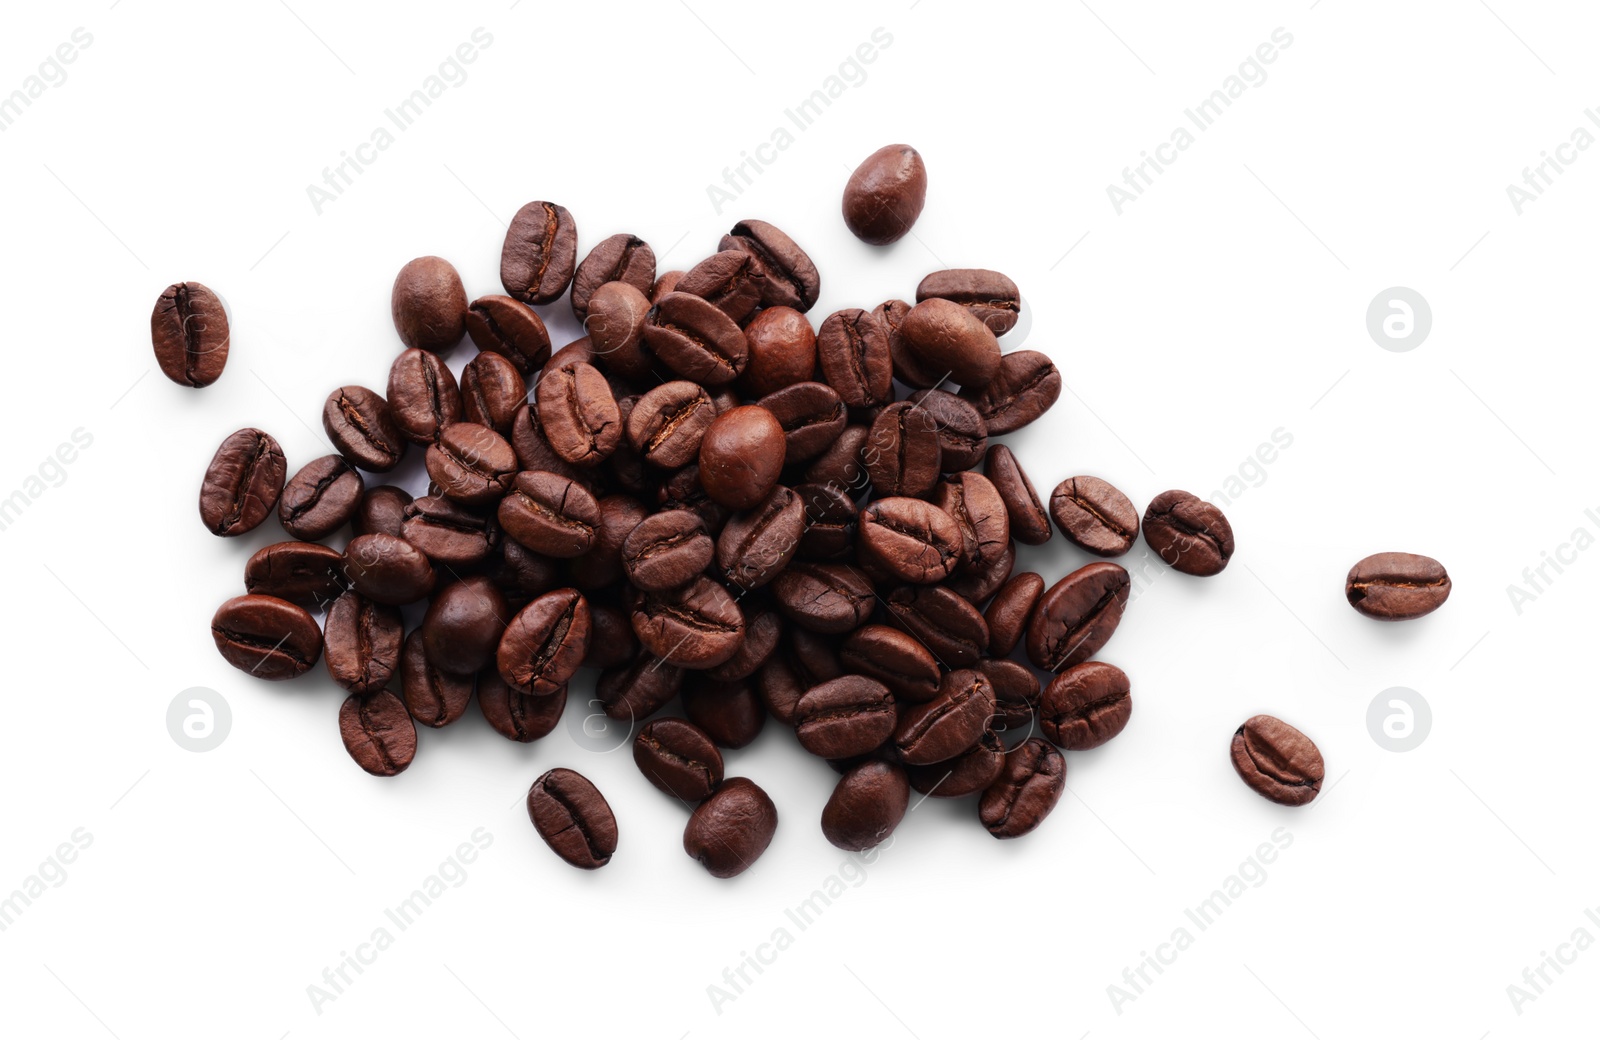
[[757, 381, 846, 463], [682, 675, 767, 749], [244, 541, 347, 610], [584, 601, 639, 670], [465, 294, 552, 375], [479, 670, 565, 741], [677, 249, 764, 325], [1050, 476, 1138, 558], [984, 571, 1045, 657], [339, 690, 417, 777], [804, 424, 870, 489], [424, 422, 517, 506], [627, 381, 716, 470], [343, 532, 436, 605], [885, 585, 989, 668], [535, 361, 622, 468], [795, 482, 857, 562], [822, 760, 910, 851], [859, 497, 963, 585], [400, 629, 474, 728], [421, 576, 508, 676], [498, 588, 590, 696], [634, 718, 724, 802], [1231, 715, 1324, 807], [1040, 661, 1132, 750], [493, 538, 561, 605], [960, 349, 1061, 434], [1345, 552, 1451, 621], [459, 351, 526, 437], [905, 389, 987, 470], [391, 256, 467, 353], [770, 562, 875, 635], [899, 298, 1001, 389], [642, 292, 749, 386], [755, 655, 806, 726], [354, 484, 413, 538], [1025, 562, 1131, 672], [842, 143, 927, 245], [979, 657, 1041, 734], [721, 219, 821, 312], [794, 675, 897, 760], [528, 768, 617, 869], [211, 594, 322, 680], [323, 590, 404, 694], [199, 428, 286, 537], [865, 401, 942, 497], [151, 281, 228, 387], [906, 727, 1004, 798], [984, 444, 1051, 545], [893, 669, 996, 765], [916, 268, 1021, 337], [740, 306, 817, 397], [585, 280, 655, 380], [597, 650, 684, 721], [631, 576, 745, 669], [698, 405, 785, 510], [500, 201, 577, 305], [684, 777, 778, 879], [323, 386, 405, 472], [401, 495, 496, 566], [839, 624, 940, 702], [979, 738, 1065, 839], [621, 510, 714, 592], [1142, 490, 1234, 576], [278, 454, 364, 542], [717, 486, 804, 590], [816, 308, 892, 409], [497, 470, 600, 558], [706, 605, 783, 682], [933, 472, 1010, 574], [945, 540, 1015, 606], [570, 233, 655, 321], [879, 298, 947, 390], [570, 494, 650, 590]]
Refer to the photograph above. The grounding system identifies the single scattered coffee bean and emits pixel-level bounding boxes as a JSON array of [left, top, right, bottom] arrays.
[[498, 588, 591, 696], [479, 670, 565, 741], [1025, 562, 1131, 672], [706, 604, 783, 682], [278, 454, 364, 541], [1142, 490, 1234, 576], [244, 541, 347, 610], [528, 767, 617, 869], [916, 269, 1021, 337], [199, 428, 286, 537], [501, 201, 577, 305], [354, 484, 412, 538], [1040, 661, 1131, 750], [459, 351, 526, 437], [842, 144, 927, 245], [622, 510, 714, 591], [879, 298, 947, 389], [816, 308, 893, 408], [984, 571, 1044, 657], [391, 256, 467, 353], [740, 306, 817, 397], [683, 675, 767, 749], [960, 349, 1060, 434], [424, 422, 517, 506], [894, 668, 995, 765], [631, 575, 745, 668], [535, 361, 623, 468], [899, 298, 1001, 389], [805, 424, 870, 490], [859, 496, 963, 584], [716, 486, 804, 590], [794, 676, 897, 759], [980, 737, 1065, 838], [323, 590, 404, 694], [684, 777, 778, 879], [339, 690, 417, 777], [721, 219, 821, 312], [584, 280, 654, 380], [211, 594, 322, 679], [634, 718, 724, 802], [757, 382, 846, 463], [978, 657, 1040, 734], [597, 650, 683, 721], [985, 444, 1051, 545], [421, 577, 508, 675], [401, 495, 497, 566], [906, 727, 1004, 798], [1345, 552, 1451, 620], [343, 532, 436, 605], [627, 381, 716, 470], [771, 562, 876, 635], [677, 249, 765, 325], [933, 472, 1010, 574], [400, 629, 474, 727], [885, 584, 989, 668], [1231, 715, 1324, 806], [823, 760, 910, 851], [465, 294, 552, 375], [839, 624, 940, 702], [570, 233, 655, 321], [905, 389, 987, 470], [497, 470, 601, 558], [151, 281, 229, 387], [643, 292, 749, 386], [1050, 476, 1138, 558], [323, 386, 405, 472], [698, 405, 785, 510]]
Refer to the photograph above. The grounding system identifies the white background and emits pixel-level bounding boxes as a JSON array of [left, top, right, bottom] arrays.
[[1, 1, 1595, 1037]]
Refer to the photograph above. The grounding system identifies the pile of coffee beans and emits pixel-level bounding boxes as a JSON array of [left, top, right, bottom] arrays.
[[177, 143, 1449, 878]]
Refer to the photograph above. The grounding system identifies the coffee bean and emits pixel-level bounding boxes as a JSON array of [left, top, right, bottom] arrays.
[[1345, 552, 1451, 621], [571, 233, 655, 321], [682, 674, 767, 749], [842, 144, 927, 245], [945, 539, 1015, 606], [424, 422, 517, 506], [717, 486, 804, 590], [816, 308, 892, 409], [354, 484, 413, 538], [978, 657, 1040, 734], [151, 281, 229, 387], [498, 588, 591, 696], [684, 777, 778, 878], [324, 590, 404, 694], [984, 571, 1044, 657], [652, 270, 683, 300], [933, 472, 1010, 575], [277, 454, 363, 541], [916, 269, 1021, 337], [570, 494, 651, 590], [677, 250, 765, 326], [1040, 661, 1131, 750], [984, 444, 1051, 545], [894, 668, 995, 765], [585, 281, 654, 381], [757, 382, 846, 463], [492, 537, 561, 605], [794, 482, 857, 562], [904, 389, 987, 470], [197, 429, 290, 542], [479, 669, 565, 741], [721, 219, 820, 312], [211, 594, 322, 680], [497, 470, 601, 558], [740, 306, 817, 397], [698, 405, 785, 510], [339, 690, 417, 777], [528, 767, 617, 869], [401, 495, 497, 566], [979, 737, 1065, 838], [960, 349, 1060, 434], [900, 298, 1001, 389], [510, 402, 598, 493], [839, 624, 939, 702], [627, 381, 716, 470], [859, 496, 963, 584], [385, 348, 461, 447], [822, 759, 910, 851], [1142, 490, 1234, 576], [584, 600, 640, 670], [865, 401, 942, 497], [878, 298, 947, 389], [391, 256, 467, 353], [643, 292, 749, 385], [885, 584, 989, 668], [630, 575, 745, 669], [706, 604, 782, 681], [597, 650, 683, 721], [621, 510, 712, 592], [1025, 562, 1131, 672], [421, 577, 508, 675], [634, 718, 724, 801], [771, 562, 876, 635], [1050, 476, 1138, 558], [344, 533, 436, 605], [465, 294, 552, 375], [244, 542, 347, 610], [804, 424, 870, 489], [755, 653, 807, 726], [906, 727, 1004, 798], [1231, 715, 1324, 806], [459, 352, 526, 437], [794, 675, 896, 759], [535, 361, 623, 468], [501, 201, 578, 305], [323, 386, 405, 473], [400, 628, 474, 727]]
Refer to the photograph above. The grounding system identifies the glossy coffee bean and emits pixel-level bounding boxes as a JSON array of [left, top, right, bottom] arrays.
[[721, 219, 820, 312], [627, 381, 716, 470], [755, 654, 806, 726], [757, 382, 846, 463], [497, 470, 600, 558], [479, 670, 565, 741], [816, 308, 892, 409], [706, 604, 782, 682], [1040, 661, 1131, 750], [244, 542, 347, 610], [945, 540, 1014, 606], [804, 424, 870, 490], [211, 594, 322, 680], [905, 389, 987, 470], [984, 571, 1044, 657], [460, 351, 526, 437], [386, 348, 461, 445], [535, 361, 622, 468], [839, 624, 939, 702], [571, 233, 655, 321], [528, 768, 617, 869], [569, 494, 650, 590], [740, 306, 817, 397], [353, 484, 412, 538], [323, 590, 404, 694], [823, 760, 910, 851], [906, 727, 1004, 798], [1142, 490, 1234, 576], [1026, 562, 1131, 672], [771, 562, 875, 634], [465, 294, 552, 375], [677, 249, 764, 325], [794, 482, 857, 562], [596, 650, 683, 721], [894, 669, 995, 765], [795, 675, 897, 759], [933, 472, 1010, 574], [900, 298, 1002, 389], [717, 486, 803, 590], [323, 386, 405, 473], [684, 777, 778, 879], [1050, 476, 1138, 558], [865, 401, 942, 497], [501, 201, 577, 305], [339, 690, 417, 777], [585, 280, 654, 381], [960, 349, 1060, 434], [1345, 552, 1451, 620], [916, 269, 1021, 337], [1231, 715, 1324, 806], [879, 298, 947, 390], [199, 428, 286, 537], [401, 495, 497, 566], [583, 600, 640, 670], [885, 584, 989, 668], [683, 675, 767, 749], [151, 281, 228, 387], [510, 401, 597, 490], [421, 577, 508, 676], [497, 588, 590, 696], [622, 510, 714, 591], [400, 629, 474, 728], [859, 496, 963, 584], [978, 657, 1040, 734], [985, 444, 1051, 545], [391, 256, 467, 353], [631, 576, 745, 669], [343, 533, 436, 605], [424, 423, 517, 506], [698, 405, 785, 510], [980, 738, 1065, 838], [491, 537, 561, 605], [278, 455, 363, 541], [634, 718, 724, 801], [643, 292, 749, 386], [842, 144, 927, 245]]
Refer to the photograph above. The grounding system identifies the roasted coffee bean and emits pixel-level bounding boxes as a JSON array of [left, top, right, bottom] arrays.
[[605, 396, 651, 493], [1142, 490, 1234, 576], [643, 292, 749, 386], [570, 494, 650, 590], [498, 588, 590, 695], [879, 298, 947, 390], [479, 670, 565, 741], [795, 676, 897, 759], [392, 256, 468, 353], [323, 386, 405, 472], [684, 777, 778, 878], [339, 690, 417, 777], [1050, 476, 1138, 558], [492, 537, 561, 605], [740, 306, 817, 397], [323, 590, 404, 694], [510, 401, 597, 491], [904, 389, 987, 470], [859, 497, 963, 584], [721, 219, 820, 312], [546, 336, 594, 372], [984, 571, 1044, 657], [584, 600, 640, 670], [980, 738, 1065, 838], [1231, 715, 1324, 806], [755, 654, 807, 726], [979, 657, 1041, 734], [597, 650, 683, 721], [758, 382, 846, 463], [627, 381, 716, 470], [585, 281, 654, 381], [885, 584, 989, 668], [211, 594, 322, 679], [497, 470, 601, 558], [400, 629, 474, 727], [651, 270, 684, 300], [842, 144, 927, 245], [960, 349, 1060, 434], [906, 727, 1004, 797], [794, 482, 857, 561], [528, 768, 617, 869], [631, 575, 745, 669], [706, 604, 782, 681], [677, 249, 764, 325], [635, 718, 724, 802], [839, 624, 940, 702], [424, 422, 517, 506], [535, 361, 622, 468], [401, 495, 497, 566], [622, 510, 714, 592], [933, 472, 1010, 574], [199, 428, 287, 538], [816, 308, 892, 408], [1040, 661, 1131, 750], [698, 405, 785, 510], [894, 669, 995, 765], [465, 294, 553, 375], [985, 444, 1051, 545], [151, 281, 229, 387], [459, 352, 525, 437], [277, 454, 363, 541], [342, 533, 435, 605], [945, 539, 1014, 606], [717, 486, 803, 590], [570, 233, 655, 321], [244, 542, 347, 610], [823, 759, 910, 851], [1026, 562, 1131, 672], [683, 675, 767, 749], [900, 298, 1002, 389], [355, 484, 413, 538], [1345, 552, 1451, 620], [387, 348, 461, 445], [916, 269, 1020, 337], [788, 628, 844, 683], [865, 401, 942, 497], [804, 424, 870, 490], [421, 577, 508, 676], [501, 201, 577, 305], [771, 562, 875, 634]]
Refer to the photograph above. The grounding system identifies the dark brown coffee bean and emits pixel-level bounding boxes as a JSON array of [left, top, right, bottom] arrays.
[[401, 495, 497, 566], [984, 571, 1044, 657], [960, 349, 1060, 434], [1345, 552, 1451, 620], [816, 308, 892, 409], [894, 669, 995, 765], [740, 306, 817, 397], [1026, 562, 1131, 672], [323, 386, 405, 473], [904, 389, 987, 471], [945, 540, 1014, 606], [822, 759, 910, 851], [788, 628, 844, 683], [424, 422, 517, 507], [933, 472, 1010, 575], [528, 768, 617, 869], [458, 352, 526, 437], [1142, 490, 1234, 576], [795, 676, 897, 759], [698, 405, 785, 510], [717, 486, 804, 590], [1049, 476, 1138, 558], [900, 298, 1002, 388], [400, 629, 474, 727], [1040, 661, 1131, 750], [585, 281, 654, 380], [322, 590, 403, 694], [979, 657, 1041, 734], [569, 494, 650, 590], [684, 777, 778, 878], [385, 348, 461, 446], [906, 727, 1004, 797], [151, 281, 228, 387], [496, 470, 600, 559], [584, 600, 640, 670], [859, 497, 963, 584], [865, 401, 941, 497], [677, 250, 764, 325], [804, 424, 870, 490], [355, 484, 413, 538], [547, 336, 594, 372], [211, 594, 322, 680], [842, 144, 927, 245], [199, 428, 286, 537], [621, 510, 712, 592], [535, 361, 622, 468], [277, 455, 363, 542], [479, 670, 565, 741], [885, 584, 989, 668], [878, 298, 946, 389], [794, 482, 857, 562], [492, 537, 561, 606], [597, 650, 683, 721], [631, 576, 745, 669], [501, 201, 577, 305], [465, 295, 551, 375], [683, 675, 767, 749], [340, 690, 417, 777], [421, 577, 508, 675], [498, 588, 590, 695], [627, 381, 716, 470], [510, 402, 596, 491], [839, 624, 940, 702], [916, 268, 1020, 337], [643, 292, 749, 386], [392, 256, 467, 353], [984, 444, 1051, 545], [755, 654, 806, 726], [721, 219, 820, 312], [244, 542, 347, 610], [771, 562, 875, 634], [571, 233, 656, 321], [980, 737, 1065, 838], [757, 382, 846, 464], [635, 718, 724, 802], [342, 533, 435, 605], [1231, 715, 1324, 806], [706, 604, 782, 681]]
